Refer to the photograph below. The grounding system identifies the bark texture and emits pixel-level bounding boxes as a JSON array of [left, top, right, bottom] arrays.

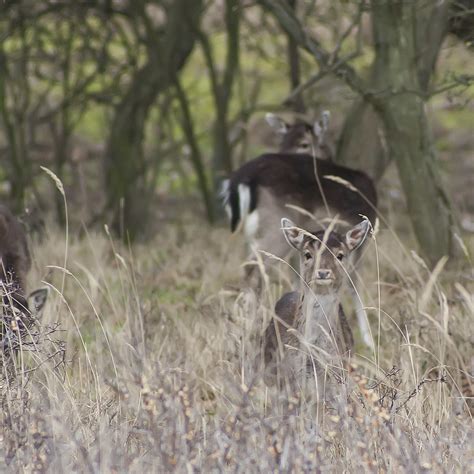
[[105, 0, 203, 238], [368, 2, 454, 263], [261, 0, 456, 264]]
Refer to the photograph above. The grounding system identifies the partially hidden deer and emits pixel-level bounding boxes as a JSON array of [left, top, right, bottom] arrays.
[[0, 204, 48, 351], [265, 110, 333, 160], [221, 148, 377, 349], [263, 218, 370, 397]]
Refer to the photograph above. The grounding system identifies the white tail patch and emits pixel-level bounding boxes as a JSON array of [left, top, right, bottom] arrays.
[[238, 183, 251, 223], [244, 211, 259, 239]]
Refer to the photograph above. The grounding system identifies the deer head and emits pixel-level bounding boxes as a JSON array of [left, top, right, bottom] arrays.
[[265, 111, 331, 155], [281, 218, 370, 295]]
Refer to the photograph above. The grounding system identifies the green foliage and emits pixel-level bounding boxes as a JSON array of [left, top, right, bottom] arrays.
[[76, 106, 109, 141]]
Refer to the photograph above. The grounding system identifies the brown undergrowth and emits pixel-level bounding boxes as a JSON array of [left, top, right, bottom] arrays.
[[0, 213, 472, 472]]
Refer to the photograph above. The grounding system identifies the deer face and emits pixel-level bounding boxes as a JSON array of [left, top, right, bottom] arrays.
[[280, 123, 315, 154], [281, 218, 370, 295]]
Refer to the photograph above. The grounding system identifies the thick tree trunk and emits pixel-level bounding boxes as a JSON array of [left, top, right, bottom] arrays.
[[337, 1, 450, 181], [0, 38, 30, 212], [104, 0, 203, 239], [379, 97, 453, 262], [369, 2, 454, 264], [105, 64, 152, 238]]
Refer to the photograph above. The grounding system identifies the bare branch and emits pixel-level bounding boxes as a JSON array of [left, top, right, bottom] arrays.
[[258, 0, 369, 99]]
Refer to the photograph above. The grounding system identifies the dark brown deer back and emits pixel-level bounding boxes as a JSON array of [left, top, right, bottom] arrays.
[[0, 204, 31, 297], [226, 153, 376, 232]]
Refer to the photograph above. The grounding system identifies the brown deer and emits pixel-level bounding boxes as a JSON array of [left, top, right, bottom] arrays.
[[221, 150, 377, 349], [263, 218, 370, 397], [265, 110, 333, 160], [0, 205, 48, 351]]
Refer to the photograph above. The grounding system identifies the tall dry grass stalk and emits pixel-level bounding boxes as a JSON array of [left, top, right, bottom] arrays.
[[0, 207, 472, 471]]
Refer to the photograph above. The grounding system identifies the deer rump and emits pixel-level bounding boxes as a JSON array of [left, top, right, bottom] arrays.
[[0, 204, 48, 328], [0, 204, 31, 291], [224, 153, 377, 233]]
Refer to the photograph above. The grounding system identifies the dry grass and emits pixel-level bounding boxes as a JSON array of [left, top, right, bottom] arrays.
[[0, 209, 472, 472]]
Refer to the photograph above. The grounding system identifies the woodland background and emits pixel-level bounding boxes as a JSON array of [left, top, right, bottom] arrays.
[[0, 1, 473, 471], [0, 0, 473, 261]]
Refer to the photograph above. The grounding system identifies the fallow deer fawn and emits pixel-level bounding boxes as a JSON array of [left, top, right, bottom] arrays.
[[263, 218, 370, 397], [0, 204, 48, 352], [221, 148, 377, 348], [265, 110, 333, 160]]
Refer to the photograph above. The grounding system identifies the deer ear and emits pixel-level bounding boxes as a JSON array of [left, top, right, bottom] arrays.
[[345, 220, 370, 251], [281, 218, 305, 251], [265, 113, 288, 134], [320, 110, 330, 130], [313, 110, 330, 143], [27, 287, 49, 317], [313, 121, 322, 140]]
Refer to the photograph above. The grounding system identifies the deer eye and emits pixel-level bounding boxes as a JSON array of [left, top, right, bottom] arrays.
[[304, 252, 312, 261], [336, 251, 344, 261]]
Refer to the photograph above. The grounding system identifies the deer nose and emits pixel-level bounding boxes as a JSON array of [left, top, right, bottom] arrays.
[[317, 269, 333, 280]]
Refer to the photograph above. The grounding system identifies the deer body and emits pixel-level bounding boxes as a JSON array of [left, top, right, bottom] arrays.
[[264, 220, 369, 394], [0, 205, 31, 297], [267, 292, 353, 380], [0, 205, 48, 334], [222, 152, 376, 348], [223, 153, 376, 252]]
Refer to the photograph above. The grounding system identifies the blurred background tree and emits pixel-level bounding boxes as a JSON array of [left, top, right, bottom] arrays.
[[0, 0, 472, 263]]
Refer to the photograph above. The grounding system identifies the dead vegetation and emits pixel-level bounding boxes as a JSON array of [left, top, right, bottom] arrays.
[[0, 206, 472, 472]]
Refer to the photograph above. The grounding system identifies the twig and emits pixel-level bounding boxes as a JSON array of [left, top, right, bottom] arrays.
[[395, 375, 447, 413]]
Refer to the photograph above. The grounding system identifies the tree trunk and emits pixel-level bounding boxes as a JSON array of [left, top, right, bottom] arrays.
[[369, 2, 454, 264], [286, 0, 305, 113], [337, 1, 450, 181], [104, 0, 203, 239], [336, 99, 388, 180], [174, 78, 214, 222], [0, 30, 30, 213], [210, 0, 240, 206]]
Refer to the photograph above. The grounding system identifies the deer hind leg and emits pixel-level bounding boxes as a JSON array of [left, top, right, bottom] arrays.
[[349, 273, 374, 350], [344, 242, 375, 351]]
